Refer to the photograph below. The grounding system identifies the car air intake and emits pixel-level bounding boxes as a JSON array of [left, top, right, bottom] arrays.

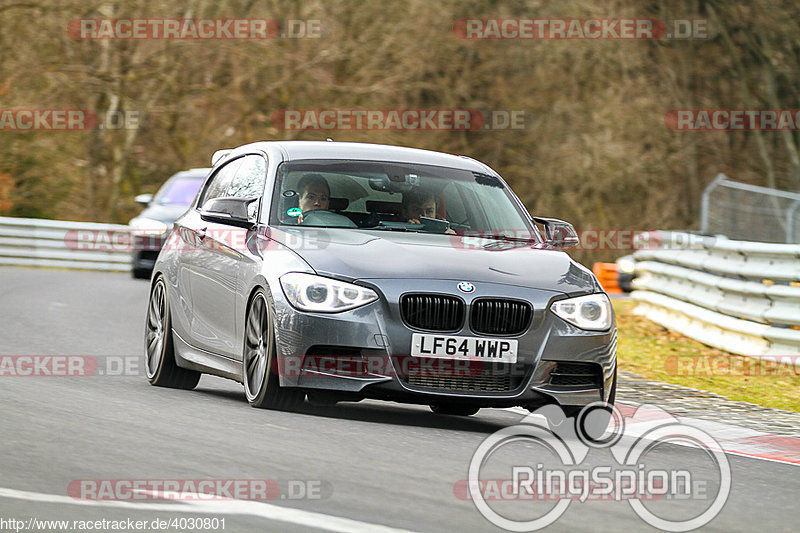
[[470, 299, 532, 336], [400, 294, 464, 331], [549, 362, 602, 388], [402, 361, 525, 393]]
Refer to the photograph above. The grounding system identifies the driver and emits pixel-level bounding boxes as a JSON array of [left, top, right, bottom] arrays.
[[297, 173, 330, 223]]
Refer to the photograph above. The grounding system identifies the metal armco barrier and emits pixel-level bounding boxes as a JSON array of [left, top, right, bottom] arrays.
[[0, 216, 130, 272], [631, 232, 800, 356]]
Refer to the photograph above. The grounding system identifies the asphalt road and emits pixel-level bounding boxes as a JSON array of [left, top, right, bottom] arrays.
[[0, 267, 797, 532]]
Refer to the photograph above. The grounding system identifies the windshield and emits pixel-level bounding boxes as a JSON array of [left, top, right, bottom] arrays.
[[270, 160, 537, 238], [154, 176, 205, 205]]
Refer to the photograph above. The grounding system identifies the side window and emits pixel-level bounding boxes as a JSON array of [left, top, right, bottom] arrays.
[[226, 155, 267, 218], [226, 155, 266, 200], [198, 157, 243, 208]]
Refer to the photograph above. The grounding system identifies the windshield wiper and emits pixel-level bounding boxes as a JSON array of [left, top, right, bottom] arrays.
[[368, 226, 420, 232], [477, 233, 539, 244]]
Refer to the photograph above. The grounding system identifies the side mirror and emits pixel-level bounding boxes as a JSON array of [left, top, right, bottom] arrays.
[[200, 197, 258, 228], [135, 193, 153, 206], [533, 217, 579, 249]]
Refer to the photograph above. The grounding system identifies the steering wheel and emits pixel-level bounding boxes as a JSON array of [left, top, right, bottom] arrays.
[[299, 209, 357, 228]]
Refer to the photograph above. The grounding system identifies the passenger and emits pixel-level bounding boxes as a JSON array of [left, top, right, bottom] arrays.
[[401, 189, 436, 224], [296, 173, 330, 224]]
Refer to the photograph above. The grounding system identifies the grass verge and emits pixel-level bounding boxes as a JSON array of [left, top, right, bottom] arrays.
[[614, 299, 800, 413]]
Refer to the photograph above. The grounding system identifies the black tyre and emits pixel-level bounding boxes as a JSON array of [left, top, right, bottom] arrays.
[[144, 277, 201, 389], [132, 267, 151, 280], [243, 289, 305, 410], [430, 404, 480, 416]]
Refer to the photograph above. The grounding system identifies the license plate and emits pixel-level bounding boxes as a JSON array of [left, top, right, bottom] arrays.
[[410, 333, 518, 363]]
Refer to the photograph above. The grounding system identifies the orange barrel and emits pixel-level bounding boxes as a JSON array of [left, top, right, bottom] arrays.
[[592, 262, 621, 294]]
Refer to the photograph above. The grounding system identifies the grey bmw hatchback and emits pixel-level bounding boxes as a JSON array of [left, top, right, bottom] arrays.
[[145, 141, 616, 418]]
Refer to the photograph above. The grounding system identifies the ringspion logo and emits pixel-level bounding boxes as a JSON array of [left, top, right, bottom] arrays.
[[465, 403, 730, 531]]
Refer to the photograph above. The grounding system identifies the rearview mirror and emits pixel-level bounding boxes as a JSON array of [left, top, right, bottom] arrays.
[[200, 197, 258, 228], [135, 193, 153, 206], [533, 217, 579, 249]]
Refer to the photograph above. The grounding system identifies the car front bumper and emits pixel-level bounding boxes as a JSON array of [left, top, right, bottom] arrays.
[[271, 278, 616, 409]]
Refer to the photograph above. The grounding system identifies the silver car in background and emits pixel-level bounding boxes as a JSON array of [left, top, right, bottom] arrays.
[[145, 141, 616, 420], [129, 168, 209, 279]]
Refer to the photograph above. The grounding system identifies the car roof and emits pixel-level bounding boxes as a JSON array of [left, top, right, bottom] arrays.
[[234, 141, 495, 174]]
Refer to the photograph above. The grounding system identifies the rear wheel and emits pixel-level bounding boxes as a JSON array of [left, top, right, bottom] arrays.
[[430, 403, 480, 416], [243, 289, 305, 410], [144, 277, 201, 389]]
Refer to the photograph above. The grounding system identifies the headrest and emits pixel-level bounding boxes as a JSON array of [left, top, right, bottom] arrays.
[[329, 197, 349, 211]]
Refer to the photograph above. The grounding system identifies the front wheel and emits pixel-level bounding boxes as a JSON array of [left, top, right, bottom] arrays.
[[243, 289, 305, 410], [144, 276, 201, 389]]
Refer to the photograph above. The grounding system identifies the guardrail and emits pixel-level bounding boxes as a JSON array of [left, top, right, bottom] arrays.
[[0, 216, 131, 272], [631, 232, 800, 356]]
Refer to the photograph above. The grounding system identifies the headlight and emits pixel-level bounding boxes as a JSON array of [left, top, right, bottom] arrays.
[[129, 217, 169, 236], [550, 293, 612, 331], [280, 273, 379, 313], [617, 257, 635, 274]]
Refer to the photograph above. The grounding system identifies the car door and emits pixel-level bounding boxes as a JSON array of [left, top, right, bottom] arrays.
[[174, 156, 241, 356], [187, 154, 267, 358]]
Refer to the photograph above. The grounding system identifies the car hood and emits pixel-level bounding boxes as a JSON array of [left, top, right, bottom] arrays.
[[269, 227, 599, 295]]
